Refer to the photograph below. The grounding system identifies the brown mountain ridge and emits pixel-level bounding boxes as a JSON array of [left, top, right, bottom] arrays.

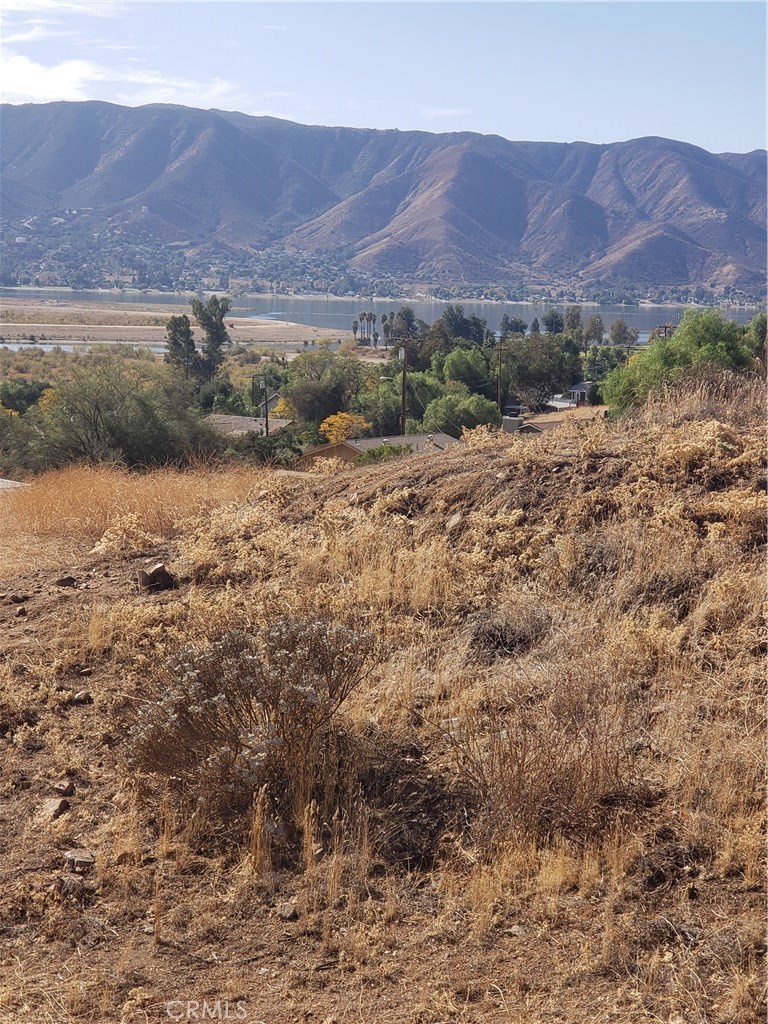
[[1, 101, 765, 291]]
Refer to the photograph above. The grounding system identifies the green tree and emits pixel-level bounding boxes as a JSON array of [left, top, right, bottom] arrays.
[[164, 314, 199, 381], [530, 317, 541, 335], [190, 295, 231, 380], [601, 309, 756, 411], [283, 349, 369, 424], [584, 314, 605, 345], [422, 388, 501, 438], [744, 312, 767, 368], [22, 358, 213, 468], [508, 315, 528, 336], [0, 378, 49, 414], [505, 334, 581, 409], [564, 305, 583, 332], [542, 308, 564, 335], [438, 304, 487, 345], [442, 346, 493, 398]]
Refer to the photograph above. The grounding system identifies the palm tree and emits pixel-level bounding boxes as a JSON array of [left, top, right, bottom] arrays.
[[359, 311, 367, 344], [352, 319, 358, 343]]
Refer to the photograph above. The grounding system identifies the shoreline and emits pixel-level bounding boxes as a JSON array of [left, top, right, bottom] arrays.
[[1, 286, 761, 313]]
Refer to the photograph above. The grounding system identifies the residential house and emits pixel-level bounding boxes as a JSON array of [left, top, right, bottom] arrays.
[[295, 432, 457, 470]]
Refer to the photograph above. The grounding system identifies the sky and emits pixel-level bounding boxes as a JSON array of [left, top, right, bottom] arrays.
[[0, 1, 765, 153]]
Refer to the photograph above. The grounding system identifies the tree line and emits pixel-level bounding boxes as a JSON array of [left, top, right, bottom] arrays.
[[1, 297, 763, 476]]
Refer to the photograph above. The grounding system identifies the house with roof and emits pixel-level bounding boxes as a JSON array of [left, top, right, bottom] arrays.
[[295, 432, 457, 470], [205, 413, 293, 437]]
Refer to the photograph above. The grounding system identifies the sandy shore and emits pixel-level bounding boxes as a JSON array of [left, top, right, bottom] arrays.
[[0, 297, 355, 348]]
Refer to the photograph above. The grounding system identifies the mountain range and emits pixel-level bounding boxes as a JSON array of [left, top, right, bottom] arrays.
[[1, 101, 765, 294]]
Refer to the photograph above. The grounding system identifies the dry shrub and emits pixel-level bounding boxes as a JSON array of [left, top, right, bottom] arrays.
[[129, 618, 379, 831], [448, 667, 641, 855], [632, 369, 765, 428], [462, 604, 552, 664]]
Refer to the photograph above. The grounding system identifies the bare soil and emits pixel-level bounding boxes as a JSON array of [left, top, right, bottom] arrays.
[[0, 297, 354, 349]]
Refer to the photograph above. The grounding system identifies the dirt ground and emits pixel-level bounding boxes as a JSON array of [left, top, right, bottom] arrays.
[[0, 297, 354, 349], [2, 549, 763, 1024]]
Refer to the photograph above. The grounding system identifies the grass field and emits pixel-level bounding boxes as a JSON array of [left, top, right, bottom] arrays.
[[0, 372, 764, 1023]]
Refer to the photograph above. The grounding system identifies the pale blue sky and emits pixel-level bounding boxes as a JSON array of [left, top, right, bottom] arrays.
[[1, 1, 765, 153]]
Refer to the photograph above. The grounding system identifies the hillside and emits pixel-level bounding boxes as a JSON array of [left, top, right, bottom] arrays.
[[0, 374, 764, 1023], [1, 101, 766, 294]]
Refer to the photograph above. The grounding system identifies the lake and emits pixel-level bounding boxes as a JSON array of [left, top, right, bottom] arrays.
[[0, 288, 758, 344]]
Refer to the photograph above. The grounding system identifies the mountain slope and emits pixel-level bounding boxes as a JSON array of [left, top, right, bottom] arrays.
[[1, 101, 765, 291]]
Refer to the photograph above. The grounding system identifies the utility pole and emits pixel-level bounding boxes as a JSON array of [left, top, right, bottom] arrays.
[[260, 377, 269, 437], [399, 343, 407, 436], [496, 333, 503, 414]]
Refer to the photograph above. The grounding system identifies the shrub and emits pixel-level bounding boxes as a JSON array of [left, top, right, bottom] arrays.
[[448, 669, 640, 855], [128, 618, 379, 830]]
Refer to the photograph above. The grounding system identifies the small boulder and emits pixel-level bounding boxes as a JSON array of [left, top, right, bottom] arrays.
[[55, 575, 77, 588], [43, 797, 70, 820], [276, 902, 298, 921], [446, 511, 462, 532], [137, 562, 175, 592], [53, 780, 75, 797], [71, 691, 93, 706], [64, 848, 96, 872]]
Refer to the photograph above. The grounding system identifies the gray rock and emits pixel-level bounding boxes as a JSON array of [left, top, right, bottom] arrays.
[[116, 850, 139, 866], [71, 691, 93, 705], [55, 575, 77, 588], [43, 798, 70, 820], [55, 874, 90, 902], [276, 902, 298, 921], [64, 848, 96, 872], [137, 562, 175, 592], [53, 780, 75, 797]]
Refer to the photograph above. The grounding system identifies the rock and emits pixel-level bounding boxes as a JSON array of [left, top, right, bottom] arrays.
[[64, 848, 96, 872], [14, 607, 27, 618], [54, 575, 77, 588], [446, 511, 462, 531], [78, 667, 93, 677], [276, 902, 298, 921], [116, 850, 139, 866], [505, 925, 525, 937], [137, 562, 175, 592], [9, 594, 29, 604], [43, 798, 70, 820], [71, 691, 93, 705], [53, 780, 75, 797], [55, 874, 91, 903]]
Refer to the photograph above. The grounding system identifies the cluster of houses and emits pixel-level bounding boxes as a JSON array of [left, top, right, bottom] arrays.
[[205, 381, 599, 470]]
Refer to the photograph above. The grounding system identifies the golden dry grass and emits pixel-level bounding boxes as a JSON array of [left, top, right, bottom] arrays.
[[0, 372, 765, 1022], [0, 463, 270, 577]]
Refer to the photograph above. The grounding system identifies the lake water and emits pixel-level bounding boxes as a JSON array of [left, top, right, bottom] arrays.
[[0, 287, 758, 344]]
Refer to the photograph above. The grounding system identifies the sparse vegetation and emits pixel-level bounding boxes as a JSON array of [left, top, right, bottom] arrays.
[[0, 369, 764, 1022]]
